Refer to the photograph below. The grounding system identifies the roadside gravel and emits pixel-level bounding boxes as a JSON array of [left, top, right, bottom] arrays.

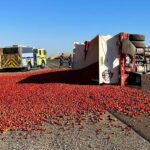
[[0, 112, 149, 150]]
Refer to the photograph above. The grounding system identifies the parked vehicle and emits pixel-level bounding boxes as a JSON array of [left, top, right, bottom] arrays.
[[0, 48, 3, 69], [33, 48, 47, 69], [0, 45, 47, 71]]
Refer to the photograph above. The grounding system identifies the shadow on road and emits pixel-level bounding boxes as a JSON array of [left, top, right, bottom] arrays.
[[18, 63, 99, 85], [0, 68, 22, 73]]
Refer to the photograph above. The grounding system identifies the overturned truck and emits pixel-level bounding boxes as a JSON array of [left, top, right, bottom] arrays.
[[73, 33, 150, 87]]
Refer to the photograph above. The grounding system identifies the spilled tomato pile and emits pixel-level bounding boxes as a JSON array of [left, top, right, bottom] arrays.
[[0, 69, 150, 134]]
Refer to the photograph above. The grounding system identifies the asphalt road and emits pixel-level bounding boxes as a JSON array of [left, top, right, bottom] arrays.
[[111, 112, 150, 142], [47, 59, 71, 69]]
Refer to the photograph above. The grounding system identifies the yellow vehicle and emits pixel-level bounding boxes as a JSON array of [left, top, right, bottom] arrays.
[[0, 48, 3, 69], [0, 46, 47, 71], [33, 48, 47, 68]]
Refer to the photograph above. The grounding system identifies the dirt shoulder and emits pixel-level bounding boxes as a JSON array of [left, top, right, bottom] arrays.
[[0, 112, 149, 150]]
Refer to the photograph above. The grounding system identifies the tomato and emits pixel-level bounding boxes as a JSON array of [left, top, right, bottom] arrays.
[[0, 69, 149, 135]]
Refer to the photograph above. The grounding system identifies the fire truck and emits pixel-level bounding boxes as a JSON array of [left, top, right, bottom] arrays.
[[0, 45, 47, 71]]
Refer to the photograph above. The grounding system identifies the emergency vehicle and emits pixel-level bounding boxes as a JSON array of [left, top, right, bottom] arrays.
[[0, 45, 47, 71]]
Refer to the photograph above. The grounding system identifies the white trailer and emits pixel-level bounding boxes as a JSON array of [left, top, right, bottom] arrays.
[[73, 35, 120, 84]]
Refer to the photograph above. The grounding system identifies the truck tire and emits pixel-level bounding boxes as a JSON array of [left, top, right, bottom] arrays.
[[129, 34, 145, 41], [131, 41, 145, 48], [41, 61, 45, 69]]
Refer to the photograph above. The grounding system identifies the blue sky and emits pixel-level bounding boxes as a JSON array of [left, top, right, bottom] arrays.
[[0, 0, 150, 54]]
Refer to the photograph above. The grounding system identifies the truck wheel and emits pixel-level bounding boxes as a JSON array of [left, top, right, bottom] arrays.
[[41, 61, 45, 69], [131, 41, 145, 48], [129, 34, 145, 41], [27, 63, 31, 71]]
